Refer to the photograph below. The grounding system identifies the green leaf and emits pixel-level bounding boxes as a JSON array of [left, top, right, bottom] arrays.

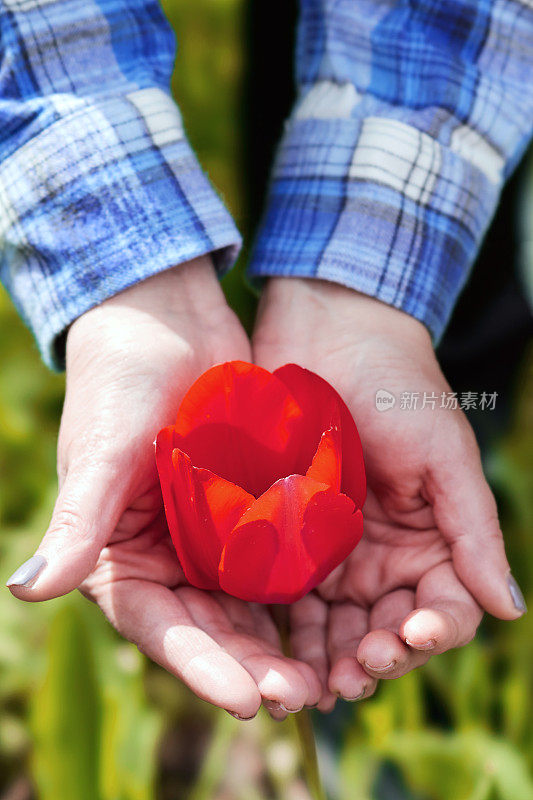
[[30, 602, 101, 800], [380, 730, 533, 800], [338, 729, 378, 800]]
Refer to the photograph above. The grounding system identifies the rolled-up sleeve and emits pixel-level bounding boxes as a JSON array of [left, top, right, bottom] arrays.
[[248, 0, 533, 342], [0, 0, 241, 368]]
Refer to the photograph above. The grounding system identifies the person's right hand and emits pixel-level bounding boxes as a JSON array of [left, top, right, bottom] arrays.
[[6, 257, 321, 719]]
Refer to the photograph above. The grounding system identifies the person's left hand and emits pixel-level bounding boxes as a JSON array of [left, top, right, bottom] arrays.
[[253, 277, 525, 713]]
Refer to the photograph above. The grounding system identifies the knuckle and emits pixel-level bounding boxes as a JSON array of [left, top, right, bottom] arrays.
[[49, 502, 93, 544], [66, 434, 122, 469]]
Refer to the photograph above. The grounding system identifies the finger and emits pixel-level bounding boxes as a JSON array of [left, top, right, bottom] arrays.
[[97, 578, 262, 718], [426, 426, 526, 620], [227, 599, 322, 706], [221, 594, 321, 708], [400, 561, 483, 655], [7, 461, 128, 601], [358, 589, 430, 679], [290, 594, 337, 712], [327, 602, 377, 701], [247, 603, 322, 707], [181, 588, 311, 712]]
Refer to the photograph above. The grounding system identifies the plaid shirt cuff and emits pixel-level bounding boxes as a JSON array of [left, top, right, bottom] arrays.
[[248, 112, 503, 343], [1, 87, 241, 369]]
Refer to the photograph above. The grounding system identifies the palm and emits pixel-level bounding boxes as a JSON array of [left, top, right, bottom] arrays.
[[319, 491, 448, 606], [317, 366, 453, 610], [82, 483, 321, 717]]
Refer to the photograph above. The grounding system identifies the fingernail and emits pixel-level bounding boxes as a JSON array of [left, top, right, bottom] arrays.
[[405, 638, 436, 651], [507, 573, 527, 615], [344, 687, 366, 702], [263, 700, 282, 713], [226, 710, 256, 721], [363, 660, 396, 674], [6, 555, 47, 589], [279, 703, 303, 714]]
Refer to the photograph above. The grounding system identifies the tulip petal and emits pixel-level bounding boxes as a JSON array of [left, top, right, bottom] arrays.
[[274, 364, 366, 507], [306, 425, 342, 492], [219, 475, 363, 603], [173, 361, 305, 497], [156, 427, 254, 590]]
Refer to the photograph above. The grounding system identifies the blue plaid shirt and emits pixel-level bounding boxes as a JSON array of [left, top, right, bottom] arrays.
[[1, 0, 532, 368]]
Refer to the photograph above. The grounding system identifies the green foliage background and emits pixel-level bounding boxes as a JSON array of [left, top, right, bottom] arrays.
[[0, 2, 532, 798]]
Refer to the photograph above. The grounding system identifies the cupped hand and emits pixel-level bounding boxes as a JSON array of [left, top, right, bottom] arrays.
[[253, 277, 526, 711], [7, 259, 321, 719]]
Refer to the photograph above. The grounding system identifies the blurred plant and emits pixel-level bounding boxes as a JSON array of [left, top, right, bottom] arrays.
[[30, 601, 162, 800], [0, 1, 532, 799]]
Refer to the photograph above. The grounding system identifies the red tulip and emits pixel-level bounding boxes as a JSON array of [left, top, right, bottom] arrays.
[[156, 361, 365, 604]]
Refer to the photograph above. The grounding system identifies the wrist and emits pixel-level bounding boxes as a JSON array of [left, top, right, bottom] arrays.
[[66, 255, 250, 380], [67, 256, 225, 345], [89, 255, 221, 317], [260, 277, 432, 351]]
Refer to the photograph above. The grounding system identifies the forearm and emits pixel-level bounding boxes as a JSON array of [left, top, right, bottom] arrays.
[[248, 0, 533, 342], [0, 0, 240, 369]]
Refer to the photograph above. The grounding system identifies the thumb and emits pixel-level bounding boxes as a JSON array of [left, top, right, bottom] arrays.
[[6, 462, 126, 601], [426, 428, 526, 621]]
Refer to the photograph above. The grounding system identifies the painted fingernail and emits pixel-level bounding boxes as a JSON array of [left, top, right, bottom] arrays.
[[6, 555, 47, 589], [226, 710, 256, 721], [405, 638, 436, 651], [507, 573, 527, 615], [363, 660, 396, 674]]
